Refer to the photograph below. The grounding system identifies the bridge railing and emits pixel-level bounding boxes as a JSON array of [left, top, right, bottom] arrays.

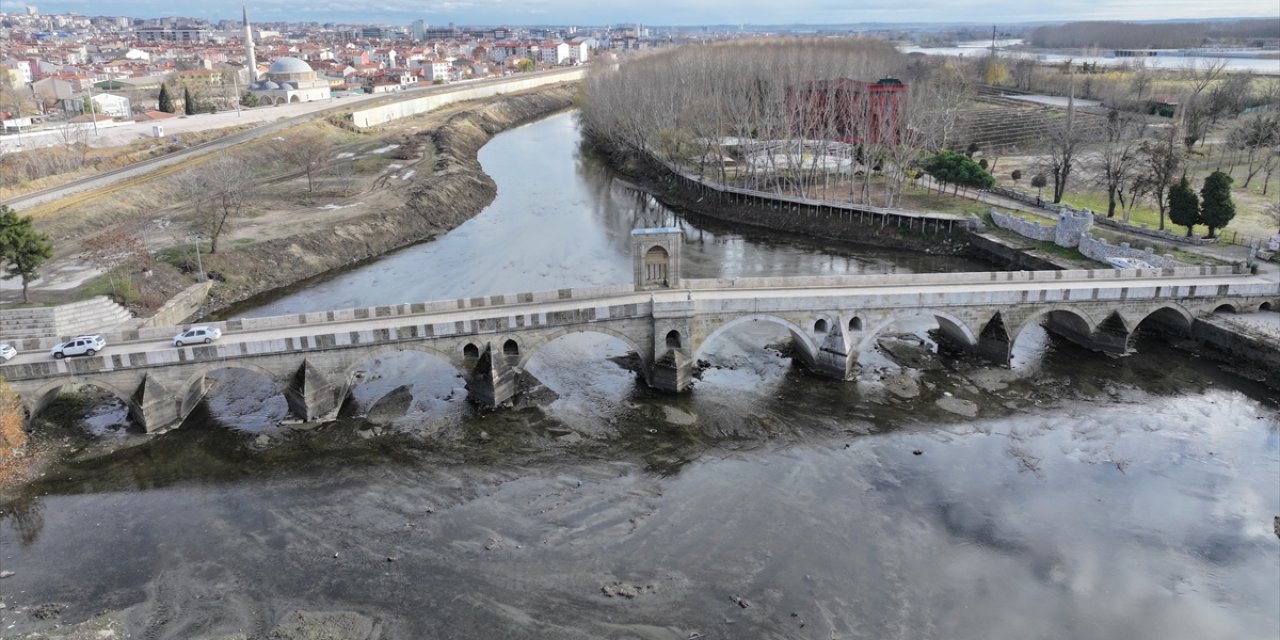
[[681, 264, 1247, 291], [2, 266, 1257, 353], [6, 283, 640, 352]]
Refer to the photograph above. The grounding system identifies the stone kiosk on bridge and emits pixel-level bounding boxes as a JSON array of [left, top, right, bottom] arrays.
[[1, 228, 1276, 433]]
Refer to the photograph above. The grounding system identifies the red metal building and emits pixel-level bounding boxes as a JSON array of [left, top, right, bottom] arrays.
[[785, 77, 908, 145]]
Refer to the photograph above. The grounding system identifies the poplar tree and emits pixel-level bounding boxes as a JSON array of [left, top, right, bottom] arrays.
[[183, 87, 196, 116]]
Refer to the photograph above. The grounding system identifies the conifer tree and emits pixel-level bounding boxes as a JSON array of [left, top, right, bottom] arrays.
[[158, 84, 175, 113], [1199, 170, 1236, 239], [1167, 176, 1200, 238]]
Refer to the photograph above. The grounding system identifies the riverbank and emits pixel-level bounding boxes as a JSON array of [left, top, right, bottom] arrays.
[[584, 140, 978, 257], [188, 87, 578, 317]]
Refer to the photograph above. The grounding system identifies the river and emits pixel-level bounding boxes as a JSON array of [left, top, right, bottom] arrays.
[[901, 41, 1280, 75], [1, 111, 1277, 640]]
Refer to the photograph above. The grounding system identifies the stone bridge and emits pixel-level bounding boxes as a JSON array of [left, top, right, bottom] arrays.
[[2, 229, 1276, 432]]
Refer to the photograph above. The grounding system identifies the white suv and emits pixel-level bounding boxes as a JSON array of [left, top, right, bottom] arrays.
[[51, 335, 106, 359], [173, 325, 222, 347]]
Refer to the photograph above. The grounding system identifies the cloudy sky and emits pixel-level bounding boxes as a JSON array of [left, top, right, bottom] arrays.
[[16, 0, 1280, 26]]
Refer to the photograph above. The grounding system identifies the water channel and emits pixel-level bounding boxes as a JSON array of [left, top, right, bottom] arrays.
[[1, 111, 1277, 640]]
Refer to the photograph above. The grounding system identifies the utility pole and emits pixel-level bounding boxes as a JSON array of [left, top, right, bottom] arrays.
[[88, 91, 98, 135], [990, 25, 997, 58]]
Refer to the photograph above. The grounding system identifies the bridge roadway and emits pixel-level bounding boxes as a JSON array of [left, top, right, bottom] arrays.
[[2, 266, 1276, 432]]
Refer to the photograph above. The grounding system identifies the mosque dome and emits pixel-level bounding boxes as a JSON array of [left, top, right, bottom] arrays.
[[267, 57, 313, 75], [257, 80, 280, 90]]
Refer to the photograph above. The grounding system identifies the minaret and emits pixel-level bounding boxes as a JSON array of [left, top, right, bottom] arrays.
[[243, 4, 258, 83]]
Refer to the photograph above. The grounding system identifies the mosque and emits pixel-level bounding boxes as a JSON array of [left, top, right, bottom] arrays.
[[241, 6, 330, 105]]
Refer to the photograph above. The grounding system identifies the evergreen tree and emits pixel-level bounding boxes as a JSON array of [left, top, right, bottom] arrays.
[[1199, 170, 1236, 239], [923, 151, 994, 197], [1167, 176, 1200, 237], [0, 205, 54, 304], [158, 84, 175, 113], [183, 87, 196, 115]]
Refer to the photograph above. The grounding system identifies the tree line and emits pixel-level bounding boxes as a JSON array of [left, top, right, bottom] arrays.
[[580, 38, 980, 208], [1027, 19, 1279, 50]]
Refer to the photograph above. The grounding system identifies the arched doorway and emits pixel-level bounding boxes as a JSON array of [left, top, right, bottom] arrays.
[[643, 246, 670, 287]]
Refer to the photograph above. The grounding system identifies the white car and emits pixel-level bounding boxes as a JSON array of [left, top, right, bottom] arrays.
[[0, 344, 15, 362], [50, 335, 106, 359], [173, 326, 222, 347]]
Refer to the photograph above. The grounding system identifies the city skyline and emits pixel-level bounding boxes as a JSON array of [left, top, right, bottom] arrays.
[[10, 0, 1279, 27]]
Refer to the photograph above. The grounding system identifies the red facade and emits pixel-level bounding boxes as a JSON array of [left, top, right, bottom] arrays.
[[785, 77, 908, 145]]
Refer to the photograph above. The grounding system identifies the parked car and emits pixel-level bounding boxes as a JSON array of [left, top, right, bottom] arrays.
[[0, 343, 16, 362], [50, 335, 106, 359], [173, 325, 222, 347]]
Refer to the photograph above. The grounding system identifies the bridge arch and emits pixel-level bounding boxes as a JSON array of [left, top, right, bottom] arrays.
[[1008, 306, 1097, 349], [25, 378, 140, 426], [1134, 304, 1195, 331], [693, 314, 820, 362], [518, 326, 650, 371], [181, 361, 286, 398], [340, 343, 468, 384], [1261, 301, 1273, 312], [856, 309, 980, 353]]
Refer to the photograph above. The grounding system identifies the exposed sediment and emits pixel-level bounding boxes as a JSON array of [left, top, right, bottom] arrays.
[[195, 86, 578, 316]]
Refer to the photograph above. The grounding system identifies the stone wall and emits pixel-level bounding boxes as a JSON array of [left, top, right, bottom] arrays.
[[990, 207, 1182, 268], [1077, 235, 1178, 268], [992, 184, 1208, 245], [989, 211, 1055, 241], [142, 281, 214, 329]]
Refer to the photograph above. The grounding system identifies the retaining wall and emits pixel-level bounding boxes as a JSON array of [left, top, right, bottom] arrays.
[[143, 281, 214, 329], [349, 68, 586, 128]]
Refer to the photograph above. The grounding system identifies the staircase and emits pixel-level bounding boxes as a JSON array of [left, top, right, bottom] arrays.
[[0, 296, 137, 340]]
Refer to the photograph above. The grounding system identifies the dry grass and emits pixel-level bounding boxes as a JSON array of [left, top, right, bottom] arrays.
[[0, 380, 26, 458]]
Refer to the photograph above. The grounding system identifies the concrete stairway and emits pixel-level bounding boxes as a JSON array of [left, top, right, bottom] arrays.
[[0, 296, 137, 340]]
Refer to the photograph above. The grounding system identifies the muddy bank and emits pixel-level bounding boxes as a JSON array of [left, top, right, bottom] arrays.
[[192, 86, 578, 317], [585, 139, 974, 256]]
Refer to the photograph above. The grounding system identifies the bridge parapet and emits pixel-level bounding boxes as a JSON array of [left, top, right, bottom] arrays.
[[682, 265, 1248, 291]]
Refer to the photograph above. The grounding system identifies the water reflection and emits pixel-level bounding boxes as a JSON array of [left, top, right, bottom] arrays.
[[236, 112, 989, 317], [3, 111, 1277, 640]]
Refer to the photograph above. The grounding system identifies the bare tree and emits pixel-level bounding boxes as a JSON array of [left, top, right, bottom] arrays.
[[80, 227, 147, 300], [281, 129, 332, 192], [1227, 112, 1280, 188], [1091, 109, 1146, 218], [173, 156, 253, 254], [1138, 124, 1182, 231]]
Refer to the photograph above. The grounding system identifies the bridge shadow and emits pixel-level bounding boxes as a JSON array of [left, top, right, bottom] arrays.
[[520, 332, 647, 428], [200, 368, 291, 433], [342, 350, 468, 428], [27, 383, 143, 439]]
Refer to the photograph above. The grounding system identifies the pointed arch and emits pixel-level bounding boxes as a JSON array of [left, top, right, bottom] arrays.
[[856, 309, 980, 353], [1008, 306, 1097, 352], [26, 378, 140, 425], [518, 326, 650, 371], [693, 314, 821, 362], [340, 344, 468, 384]]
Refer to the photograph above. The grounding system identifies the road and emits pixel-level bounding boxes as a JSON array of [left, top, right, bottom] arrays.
[[0, 70, 580, 211]]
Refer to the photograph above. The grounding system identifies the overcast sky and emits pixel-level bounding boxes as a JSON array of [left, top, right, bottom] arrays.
[[15, 0, 1280, 26]]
